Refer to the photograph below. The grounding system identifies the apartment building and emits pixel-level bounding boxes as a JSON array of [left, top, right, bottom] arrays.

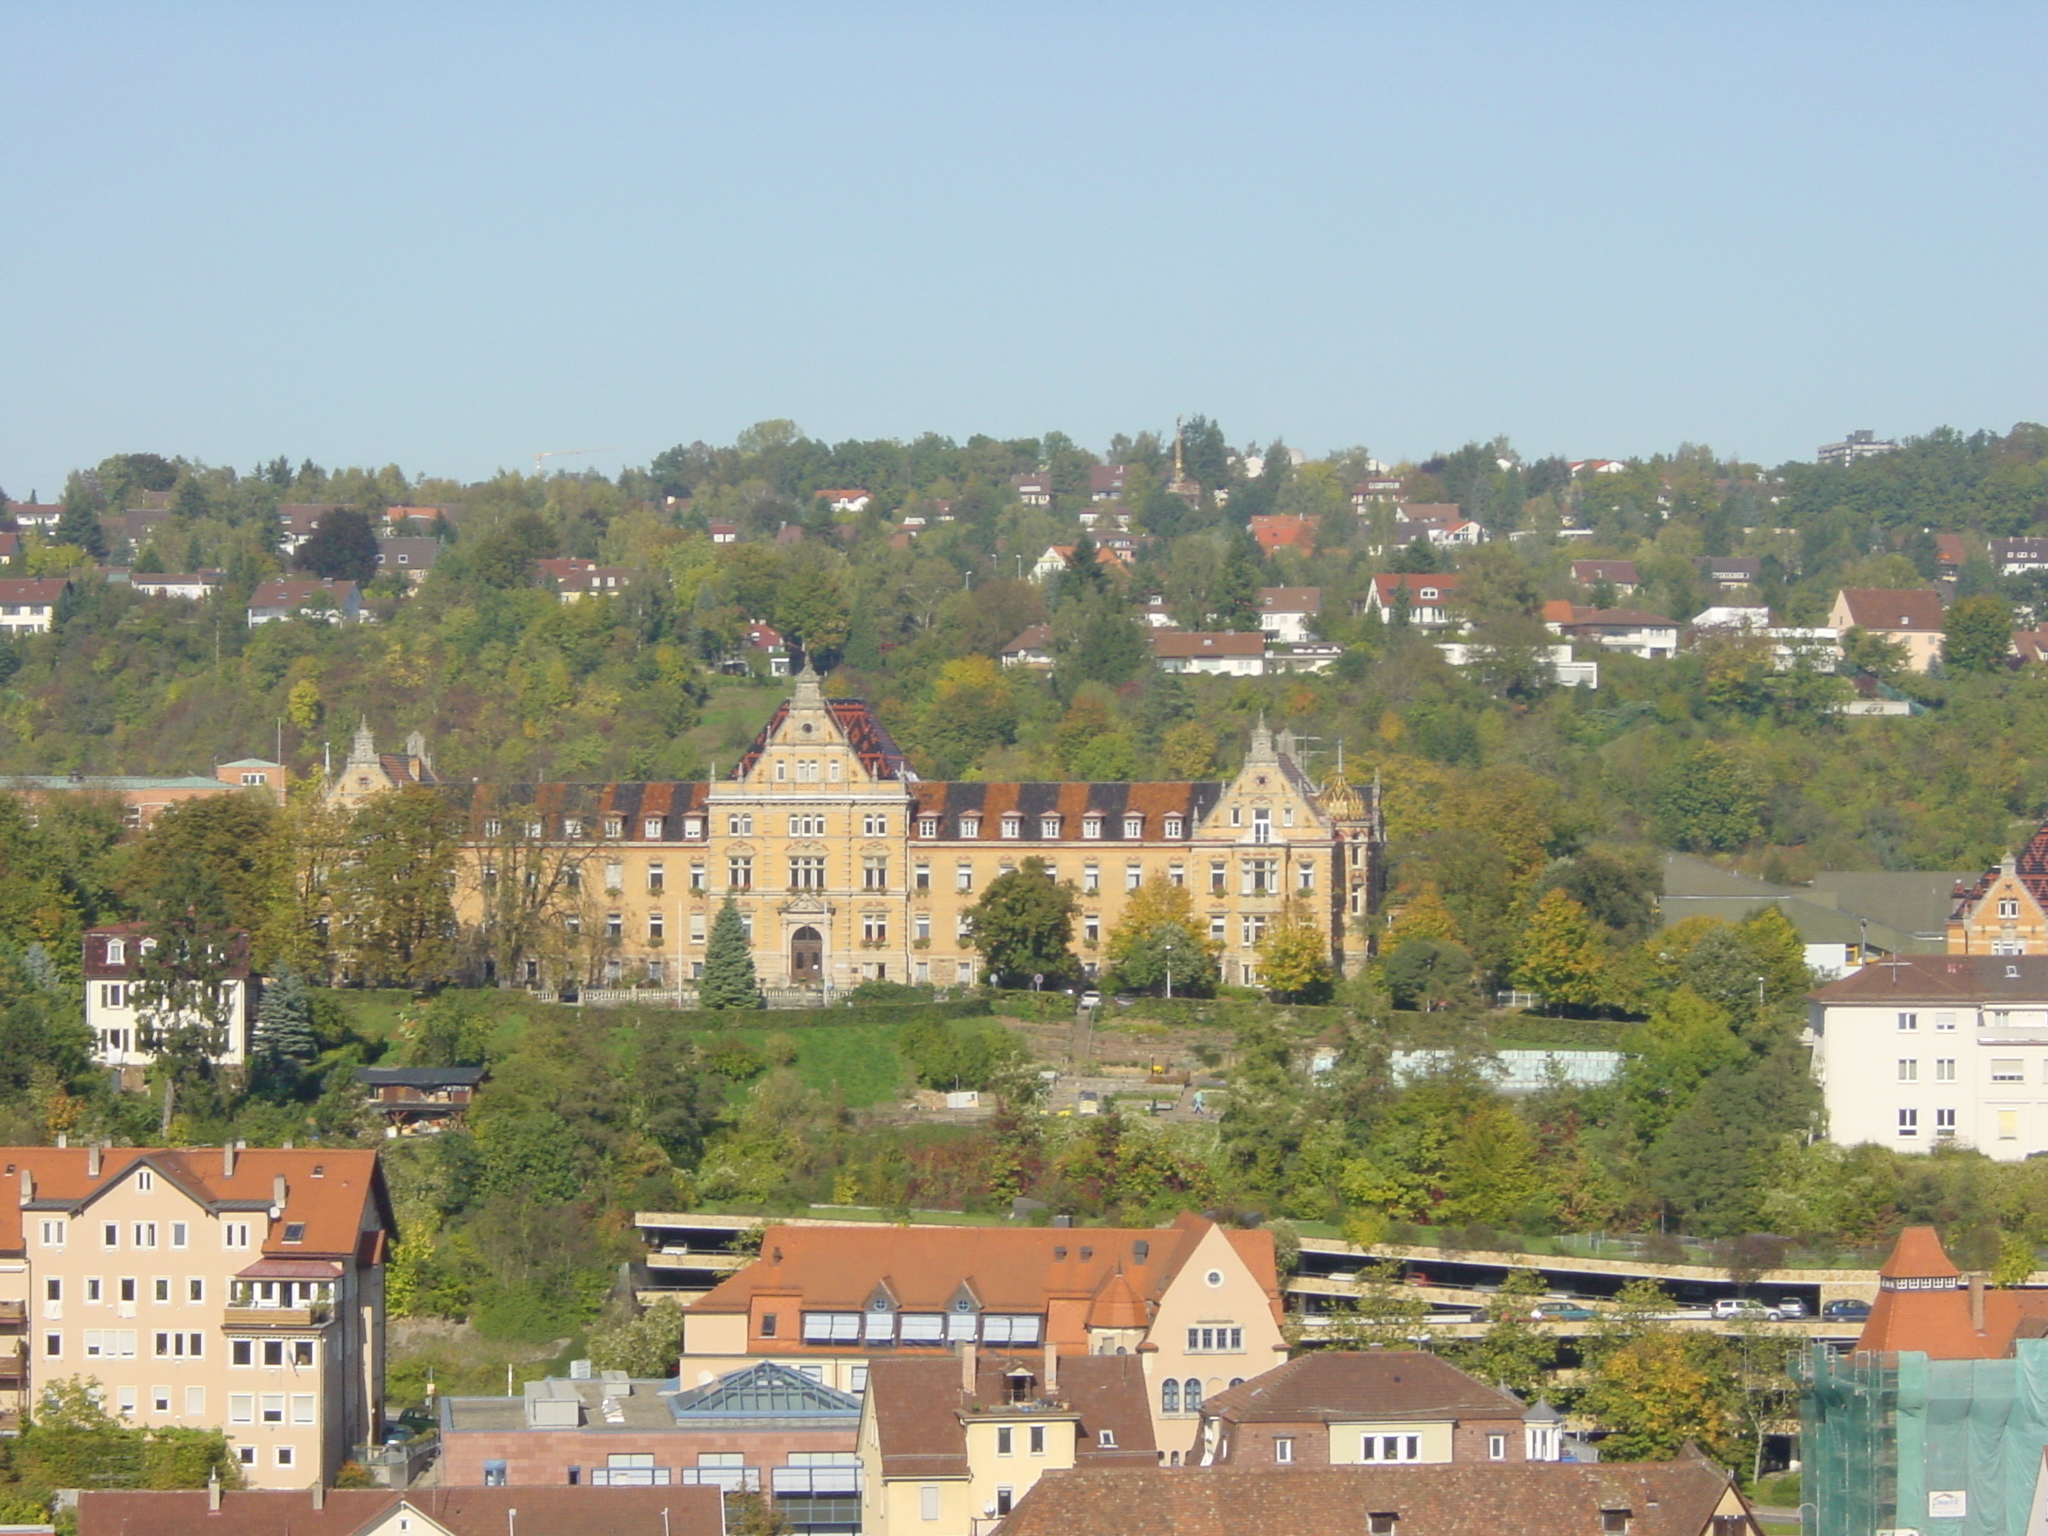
[[395, 668, 1381, 995], [81, 924, 255, 1071], [0, 1143, 393, 1487], [1807, 955, 2048, 1159], [670, 1211, 1286, 1463]]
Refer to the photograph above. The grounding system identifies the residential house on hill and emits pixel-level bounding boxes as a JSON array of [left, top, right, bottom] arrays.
[[857, 1349, 1154, 1535], [1150, 631, 1267, 676], [3, 1143, 393, 1487], [0, 578, 68, 634], [376, 537, 440, 584], [1561, 608, 1679, 660], [537, 558, 640, 602], [1192, 1350, 1566, 1468], [1695, 556, 1762, 593], [1030, 545, 1126, 584], [1361, 574, 1462, 629], [129, 572, 225, 601], [1828, 587, 1946, 673], [1992, 537, 2048, 579], [1011, 473, 1053, 508], [1571, 559, 1639, 595], [1001, 625, 1054, 670], [275, 503, 346, 558], [816, 488, 872, 514], [3, 502, 62, 532], [996, 1456, 1760, 1536], [1350, 477, 1405, 505], [1246, 515, 1316, 555], [1088, 465, 1129, 501], [670, 1212, 1286, 1461], [246, 578, 360, 626], [1256, 588, 1320, 645], [83, 923, 255, 1070]]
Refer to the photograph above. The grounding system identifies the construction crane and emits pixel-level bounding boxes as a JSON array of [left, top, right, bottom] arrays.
[[532, 446, 621, 477]]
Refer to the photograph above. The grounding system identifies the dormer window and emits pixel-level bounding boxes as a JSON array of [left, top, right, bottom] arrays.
[[1040, 816, 1061, 839], [106, 938, 125, 965], [1165, 817, 1183, 838], [962, 817, 982, 839], [1124, 816, 1142, 838], [483, 819, 502, 839], [524, 820, 544, 839], [604, 817, 624, 838], [563, 818, 583, 839], [1001, 816, 1022, 839], [919, 817, 939, 838], [1420, 587, 1438, 601], [643, 817, 664, 839], [1601, 1511, 1631, 1535]]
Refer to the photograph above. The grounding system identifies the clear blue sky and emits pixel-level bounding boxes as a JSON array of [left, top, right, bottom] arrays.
[[3, 2, 2042, 498]]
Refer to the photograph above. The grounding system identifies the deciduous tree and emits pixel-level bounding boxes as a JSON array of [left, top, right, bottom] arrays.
[[967, 857, 1077, 987]]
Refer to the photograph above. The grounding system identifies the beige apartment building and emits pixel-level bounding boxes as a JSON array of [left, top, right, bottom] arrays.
[[406, 667, 1381, 995], [0, 1144, 393, 1487]]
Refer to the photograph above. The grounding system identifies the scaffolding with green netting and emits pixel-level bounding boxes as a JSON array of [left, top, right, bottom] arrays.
[[1801, 1341, 2048, 1536]]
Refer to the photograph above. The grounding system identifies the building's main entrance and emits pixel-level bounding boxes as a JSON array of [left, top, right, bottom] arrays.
[[790, 926, 824, 982]]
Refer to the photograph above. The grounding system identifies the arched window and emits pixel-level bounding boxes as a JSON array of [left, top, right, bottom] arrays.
[[1161, 1378, 1180, 1415], [1184, 1378, 1202, 1411]]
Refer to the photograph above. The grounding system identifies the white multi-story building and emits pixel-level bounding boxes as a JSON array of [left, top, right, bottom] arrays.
[[1809, 955, 2048, 1159], [83, 925, 253, 1070]]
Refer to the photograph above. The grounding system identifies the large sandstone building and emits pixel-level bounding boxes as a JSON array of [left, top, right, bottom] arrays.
[[366, 669, 1381, 996]]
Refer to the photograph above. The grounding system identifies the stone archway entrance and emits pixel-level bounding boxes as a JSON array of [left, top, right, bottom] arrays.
[[790, 925, 824, 983]]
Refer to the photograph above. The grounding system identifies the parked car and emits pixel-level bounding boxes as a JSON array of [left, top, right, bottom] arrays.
[[1079, 990, 1102, 1010], [1822, 1298, 1873, 1322], [1531, 1302, 1596, 1321], [1712, 1298, 1783, 1321], [1775, 1298, 1809, 1319]]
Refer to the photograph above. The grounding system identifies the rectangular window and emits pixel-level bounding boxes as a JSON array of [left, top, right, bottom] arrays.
[[914, 913, 931, 942], [1992, 1059, 2025, 1082], [39, 1220, 64, 1248], [263, 1340, 284, 1367], [229, 1394, 253, 1424], [43, 1334, 58, 1358], [645, 817, 665, 840], [563, 817, 583, 840], [1898, 1108, 1919, 1137], [919, 817, 939, 838], [956, 865, 974, 893], [1124, 815, 1143, 838], [1275, 1437, 1294, 1463], [170, 1223, 187, 1249], [1242, 914, 1268, 946], [44, 1278, 60, 1304], [1999, 1109, 2021, 1141], [1936, 1108, 1958, 1137], [862, 914, 888, 944], [223, 1223, 250, 1249], [291, 1394, 315, 1424], [727, 814, 752, 836], [1165, 817, 1183, 838], [647, 862, 665, 893], [232, 1340, 253, 1367], [1001, 817, 1021, 839], [921, 1486, 940, 1521], [154, 1278, 169, 1303], [605, 911, 623, 940], [648, 911, 664, 942], [1210, 861, 1227, 894], [1898, 1060, 1918, 1083], [689, 912, 705, 945], [1168, 863, 1184, 887], [728, 857, 752, 890], [863, 857, 888, 890], [690, 862, 706, 892], [261, 1394, 285, 1424], [914, 862, 930, 891], [1297, 863, 1315, 892], [1898, 1012, 1919, 1031], [1936, 1059, 1956, 1082], [103, 1223, 118, 1249], [1359, 1434, 1422, 1463], [997, 1426, 1013, 1455], [1029, 1424, 1045, 1455], [1935, 1012, 1958, 1032], [1488, 1433, 1506, 1460], [2000, 898, 2021, 918], [865, 814, 889, 836], [1125, 864, 1142, 892], [961, 817, 981, 839], [188, 1278, 203, 1303], [185, 1386, 204, 1416], [292, 1340, 313, 1366], [276, 1446, 295, 1468]]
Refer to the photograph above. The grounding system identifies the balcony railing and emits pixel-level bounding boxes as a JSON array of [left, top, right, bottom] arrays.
[[223, 1305, 332, 1330], [0, 1301, 26, 1331]]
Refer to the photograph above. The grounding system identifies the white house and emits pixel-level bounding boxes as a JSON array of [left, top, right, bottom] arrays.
[[1361, 574, 1462, 630], [1560, 608, 1679, 660], [129, 572, 224, 601], [1150, 632, 1267, 676], [246, 579, 361, 626], [1808, 955, 2048, 1161], [1256, 588, 1321, 646], [83, 923, 254, 1070], [1437, 642, 1598, 689], [0, 578, 67, 634]]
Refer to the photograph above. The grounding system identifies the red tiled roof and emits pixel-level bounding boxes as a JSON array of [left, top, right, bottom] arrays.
[[78, 1485, 724, 1536], [867, 1351, 1158, 1479], [1257, 586, 1321, 613], [1836, 587, 1944, 632], [0, 578, 69, 603], [732, 695, 913, 782], [906, 781, 1221, 838], [0, 1146, 388, 1261], [1854, 1226, 2048, 1360], [1247, 515, 1316, 552], [1368, 574, 1461, 603], [1200, 1351, 1525, 1427], [691, 1213, 1280, 1351], [998, 1457, 1754, 1536]]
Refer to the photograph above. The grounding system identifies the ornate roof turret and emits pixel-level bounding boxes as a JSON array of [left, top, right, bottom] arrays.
[[348, 717, 376, 766]]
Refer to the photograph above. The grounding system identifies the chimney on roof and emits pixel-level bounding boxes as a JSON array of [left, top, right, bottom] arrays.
[[1043, 1341, 1058, 1395], [272, 1173, 287, 1214], [223, 1143, 237, 1179], [1969, 1272, 1986, 1333], [18, 1168, 30, 1202], [208, 1472, 221, 1512], [55, 1133, 65, 1150], [313, 1482, 325, 1509], [86, 1144, 100, 1178], [961, 1340, 978, 1397]]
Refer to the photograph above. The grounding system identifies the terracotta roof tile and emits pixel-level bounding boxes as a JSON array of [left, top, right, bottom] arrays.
[[1836, 586, 1944, 632], [998, 1457, 1754, 1536], [1201, 1351, 1526, 1426], [78, 1485, 724, 1536]]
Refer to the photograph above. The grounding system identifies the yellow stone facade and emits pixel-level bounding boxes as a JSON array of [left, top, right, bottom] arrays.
[[409, 671, 1381, 996]]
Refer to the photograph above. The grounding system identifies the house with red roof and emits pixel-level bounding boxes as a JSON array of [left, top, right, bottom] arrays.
[[670, 1212, 1285, 1463], [1361, 574, 1462, 629], [1828, 587, 1947, 673], [78, 1485, 723, 1536], [1246, 515, 1316, 555]]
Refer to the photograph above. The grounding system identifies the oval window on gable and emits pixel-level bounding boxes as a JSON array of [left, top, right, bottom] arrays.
[[1205, 1270, 1224, 1288]]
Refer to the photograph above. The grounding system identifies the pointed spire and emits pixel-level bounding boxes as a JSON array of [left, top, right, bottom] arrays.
[[792, 658, 823, 709], [349, 717, 376, 766]]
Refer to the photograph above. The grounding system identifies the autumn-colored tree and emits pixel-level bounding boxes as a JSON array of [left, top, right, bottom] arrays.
[[1509, 888, 1607, 1010], [1257, 897, 1334, 1003], [1578, 1329, 1740, 1462], [1102, 879, 1218, 997], [1438, 1103, 1548, 1227], [1383, 883, 1461, 947]]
